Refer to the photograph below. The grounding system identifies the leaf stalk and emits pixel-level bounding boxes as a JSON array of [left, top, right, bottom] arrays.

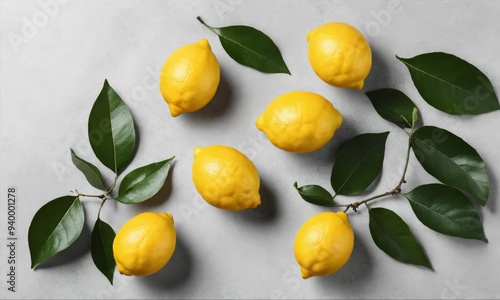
[[344, 131, 413, 213], [97, 198, 107, 219], [197, 16, 218, 35], [73, 189, 107, 199]]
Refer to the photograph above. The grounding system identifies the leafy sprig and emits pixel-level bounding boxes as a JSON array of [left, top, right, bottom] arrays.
[[28, 80, 174, 284], [295, 52, 496, 269]]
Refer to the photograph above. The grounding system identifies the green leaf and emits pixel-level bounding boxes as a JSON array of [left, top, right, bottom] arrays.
[[91, 218, 116, 284], [404, 184, 487, 242], [397, 52, 499, 115], [198, 17, 290, 74], [365, 88, 418, 128], [331, 132, 389, 196], [28, 196, 85, 268], [115, 157, 174, 204], [293, 182, 334, 207], [88, 79, 136, 174], [70, 148, 106, 190], [412, 126, 489, 205], [368, 207, 432, 269]]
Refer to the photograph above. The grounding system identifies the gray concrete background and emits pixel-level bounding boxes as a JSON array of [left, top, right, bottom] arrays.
[[1, 0, 499, 298]]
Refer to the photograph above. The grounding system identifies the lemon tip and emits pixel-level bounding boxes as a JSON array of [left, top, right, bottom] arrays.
[[306, 29, 315, 42], [353, 80, 364, 90], [252, 195, 261, 208], [159, 213, 174, 223], [196, 38, 211, 50], [255, 115, 264, 130], [300, 268, 313, 279], [194, 147, 203, 157], [168, 103, 184, 117]]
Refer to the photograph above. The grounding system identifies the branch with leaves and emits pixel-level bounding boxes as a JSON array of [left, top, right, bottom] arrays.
[[295, 52, 496, 269], [28, 80, 174, 284]]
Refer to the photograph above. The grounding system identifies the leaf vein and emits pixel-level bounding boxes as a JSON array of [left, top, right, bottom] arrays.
[[36, 197, 80, 264], [413, 137, 482, 193], [219, 34, 281, 67], [336, 147, 377, 194], [118, 163, 167, 199], [400, 60, 475, 98]]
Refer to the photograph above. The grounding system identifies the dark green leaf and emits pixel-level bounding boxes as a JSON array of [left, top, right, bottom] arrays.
[[70, 148, 106, 190], [88, 80, 136, 174], [115, 157, 174, 204], [198, 17, 290, 74], [365, 88, 418, 128], [397, 52, 499, 115], [28, 196, 85, 268], [404, 184, 487, 242], [331, 132, 389, 196], [293, 182, 334, 207], [91, 218, 116, 284], [412, 126, 489, 205], [369, 207, 432, 269]]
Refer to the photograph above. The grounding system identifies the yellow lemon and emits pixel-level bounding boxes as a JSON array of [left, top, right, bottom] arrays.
[[192, 145, 261, 211], [307, 22, 372, 90], [113, 212, 176, 276], [294, 212, 354, 279], [159, 39, 220, 117], [256, 91, 343, 153]]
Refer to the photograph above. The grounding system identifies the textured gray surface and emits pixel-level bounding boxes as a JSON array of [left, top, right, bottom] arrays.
[[1, 0, 500, 299]]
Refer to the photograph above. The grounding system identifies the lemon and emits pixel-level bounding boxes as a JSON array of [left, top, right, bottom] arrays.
[[192, 145, 261, 211], [294, 212, 354, 279], [256, 91, 343, 153], [307, 22, 372, 90], [159, 39, 220, 117], [113, 212, 176, 276]]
